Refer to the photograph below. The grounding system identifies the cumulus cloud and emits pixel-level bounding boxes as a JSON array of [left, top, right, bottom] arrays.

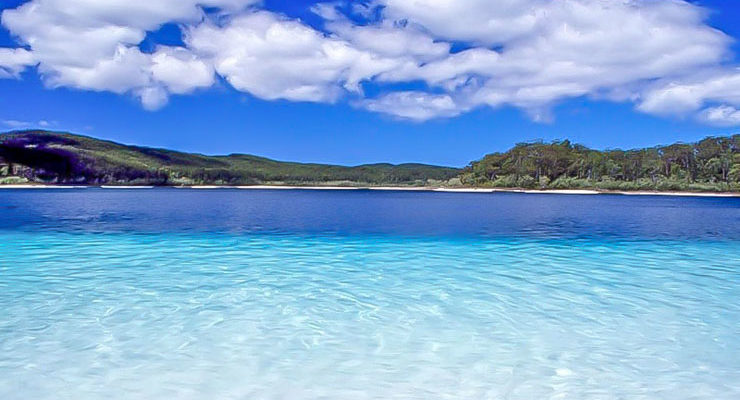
[[0, 0, 254, 107], [0, 0, 739, 124], [313, 3, 449, 61], [373, 0, 731, 118], [638, 69, 740, 117], [361, 91, 467, 121], [636, 68, 740, 126], [186, 11, 408, 102], [378, 0, 547, 45], [150, 47, 214, 94]]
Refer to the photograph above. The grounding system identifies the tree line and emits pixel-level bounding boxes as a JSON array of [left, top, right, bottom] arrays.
[[462, 135, 740, 191]]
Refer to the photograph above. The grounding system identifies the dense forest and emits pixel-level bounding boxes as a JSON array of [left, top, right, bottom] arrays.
[[462, 135, 740, 192], [0, 131, 459, 186]]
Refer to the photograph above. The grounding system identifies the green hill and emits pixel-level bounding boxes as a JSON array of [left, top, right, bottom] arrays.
[[0, 130, 460, 186]]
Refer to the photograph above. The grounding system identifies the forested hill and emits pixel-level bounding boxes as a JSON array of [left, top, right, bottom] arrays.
[[463, 136, 740, 192], [0, 130, 460, 186]]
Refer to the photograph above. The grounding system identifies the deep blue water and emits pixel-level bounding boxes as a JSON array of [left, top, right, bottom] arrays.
[[2, 188, 740, 239], [1, 189, 739, 399]]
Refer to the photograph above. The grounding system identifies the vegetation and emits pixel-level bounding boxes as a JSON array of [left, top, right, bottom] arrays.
[[0, 130, 459, 186], [463, 136, 740, 192], [3, 130, 740, 192]]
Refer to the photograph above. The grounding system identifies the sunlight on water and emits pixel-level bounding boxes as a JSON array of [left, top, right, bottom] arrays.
[[1, 190, 739, 399]]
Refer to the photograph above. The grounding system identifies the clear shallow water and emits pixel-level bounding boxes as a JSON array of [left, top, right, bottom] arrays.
[[1, 189, 739, 399]]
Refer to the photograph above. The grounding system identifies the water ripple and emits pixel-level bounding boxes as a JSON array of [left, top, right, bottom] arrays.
[[1, 232, 739, 399]]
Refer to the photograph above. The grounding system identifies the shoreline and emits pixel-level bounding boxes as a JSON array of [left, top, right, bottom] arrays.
[[1, 184, 739, 197]]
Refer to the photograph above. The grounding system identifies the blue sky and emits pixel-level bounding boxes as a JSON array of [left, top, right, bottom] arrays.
[[1, 0, 740, 167]]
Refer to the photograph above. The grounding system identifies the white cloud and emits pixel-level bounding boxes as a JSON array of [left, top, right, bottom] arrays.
[[361, 91, 466, 121], [372, 0, 731, 118], [700, 105, 740, 127], [135, 86, 169, 111], [2, 0, 258, 36], [2, 119, 54, 129], [313, 3, 450, 61], [0, 0, 739, 124], [0, 0, 255, 107], [2, 119, 32, 128], [637, 68, 740, 126], [0, 48, 35, 78], [639, 69, 740, 115], [150, 46, 214, 94], [378, 0, 547, 45], [186, 11, 406, 102]]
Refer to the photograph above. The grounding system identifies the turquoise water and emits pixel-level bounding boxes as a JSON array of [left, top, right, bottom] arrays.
[[1, 189, 739, 399]]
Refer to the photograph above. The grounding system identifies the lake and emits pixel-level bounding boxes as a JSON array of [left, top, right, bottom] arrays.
[[1, 188, 739, 399]]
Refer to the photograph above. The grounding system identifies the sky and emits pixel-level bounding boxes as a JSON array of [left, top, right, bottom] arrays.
[[1, 0, 740, 167]]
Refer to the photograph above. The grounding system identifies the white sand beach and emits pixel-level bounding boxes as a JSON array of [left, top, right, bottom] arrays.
[[100, 185, 154, 189], [2, 184, 740, 197]]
